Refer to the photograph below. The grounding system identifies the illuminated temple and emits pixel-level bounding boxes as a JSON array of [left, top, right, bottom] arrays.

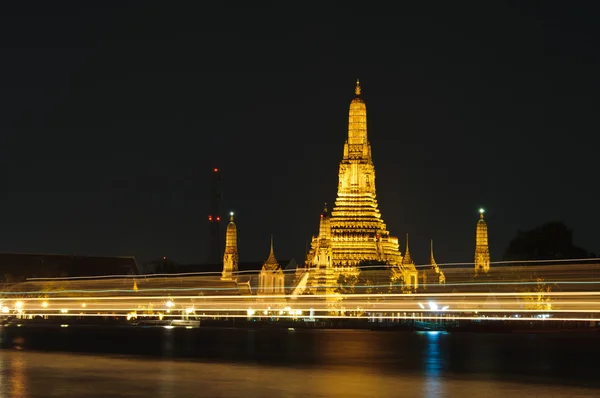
[[302, 80, 419, 289], [474, 208, 491, 275]]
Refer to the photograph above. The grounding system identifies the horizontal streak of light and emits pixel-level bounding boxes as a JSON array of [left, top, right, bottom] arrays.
[[6, 308, 600, 313], [5, 291, 600, 300], [5, 314, 600, 322], [23, 257, 600, 281], [7, 281, 600, 296]]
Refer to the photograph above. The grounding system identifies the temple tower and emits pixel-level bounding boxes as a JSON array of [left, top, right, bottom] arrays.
[[221, 212, 239, 280], [474, 208, 491, 274], [306, 80, 403, 270], [258, 236, 285, 294]]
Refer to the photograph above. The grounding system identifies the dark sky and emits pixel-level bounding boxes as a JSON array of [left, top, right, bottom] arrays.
[[1, 2, 598, 266]]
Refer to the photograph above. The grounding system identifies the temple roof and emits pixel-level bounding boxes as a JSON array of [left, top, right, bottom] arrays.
[[262, 236, 281, 271], [402, 234, 414, 266]]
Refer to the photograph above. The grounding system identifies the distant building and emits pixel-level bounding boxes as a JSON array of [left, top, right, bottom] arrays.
[[0, 253, 139, 282]]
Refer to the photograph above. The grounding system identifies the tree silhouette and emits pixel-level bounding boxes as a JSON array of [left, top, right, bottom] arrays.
[[503, 221, 591, 261]]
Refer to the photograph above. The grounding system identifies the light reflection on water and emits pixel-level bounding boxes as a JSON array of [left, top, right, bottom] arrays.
[[1, 328, 600, 397], [422, 331, 443, 397], [0, 349, 596, 397]]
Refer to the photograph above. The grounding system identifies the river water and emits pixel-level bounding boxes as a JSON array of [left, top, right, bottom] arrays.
[[0, 328, 599, 397]]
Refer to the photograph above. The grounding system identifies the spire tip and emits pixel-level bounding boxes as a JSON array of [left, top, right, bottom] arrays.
[[355, 79, 361, 96]]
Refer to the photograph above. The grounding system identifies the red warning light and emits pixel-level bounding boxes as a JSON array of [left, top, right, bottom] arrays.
[[163, 256, 166, 260], [213, 168, 219, 172], [208, 216, 213, 221], [216, 216, 221, 221]]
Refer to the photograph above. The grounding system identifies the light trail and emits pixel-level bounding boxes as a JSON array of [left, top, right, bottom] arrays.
[[3, 261, 600, 324], [22, 257, 600, 281]]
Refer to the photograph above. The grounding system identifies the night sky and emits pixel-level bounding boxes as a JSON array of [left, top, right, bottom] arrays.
[[1, 2, 598, 266]]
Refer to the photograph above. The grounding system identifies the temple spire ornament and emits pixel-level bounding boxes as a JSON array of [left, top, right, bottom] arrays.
[[402, 234, 414, 267], [429, 239, 445, 284], [474, 208, 491, 275], [259, 235, 284, 294], [263, 235, 279, 271], [355, 78, 361, 96], [221, 211, 239, 280]]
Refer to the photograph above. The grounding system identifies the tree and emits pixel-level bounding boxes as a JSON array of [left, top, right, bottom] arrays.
[[335, 272, 358, 295], [519, 276, 554, 311], [503, 222, 591, 261]]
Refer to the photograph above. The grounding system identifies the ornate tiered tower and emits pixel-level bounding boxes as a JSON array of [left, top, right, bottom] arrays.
[[304, 203, 337, 294], [258, 237, 285, 294], [308, 80, 405, 267], [474, 208, 490, 274], [221, 212, 239, 280]]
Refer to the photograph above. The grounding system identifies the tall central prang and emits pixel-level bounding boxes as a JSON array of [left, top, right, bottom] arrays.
[[305, 80, 406, 273]]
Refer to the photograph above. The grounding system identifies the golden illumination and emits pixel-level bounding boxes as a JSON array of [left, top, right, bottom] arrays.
[[221, 212, 239, 280], [258, 236, 285, 294], [304, 81, 418, 291], [429, 240, 445, 284], [475, 209, 491, 274]]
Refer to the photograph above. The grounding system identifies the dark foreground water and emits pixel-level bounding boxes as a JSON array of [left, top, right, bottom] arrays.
[[1, 326, 600, 397]]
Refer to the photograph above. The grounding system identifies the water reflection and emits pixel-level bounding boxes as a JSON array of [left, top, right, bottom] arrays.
[[0, 350, 598, 398], [158, 359, 176, 398], [10, 352, 28, 397], [3, 328, 600, 396], [422, 331, 445, 397]]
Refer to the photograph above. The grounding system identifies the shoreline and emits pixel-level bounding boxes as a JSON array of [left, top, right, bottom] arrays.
[[2, 317, 599, 336]]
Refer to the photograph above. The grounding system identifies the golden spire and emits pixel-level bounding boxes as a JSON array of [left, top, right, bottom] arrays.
[[222, 211, 239, 280], [475, 208, 490, 274], [429, 239, 445, 283], [225, 213, 237, 249], [355, 79, 361, 96], [263, 234, 280, 270], [476, 209, 488, 246], [402, 234, 414, 266]]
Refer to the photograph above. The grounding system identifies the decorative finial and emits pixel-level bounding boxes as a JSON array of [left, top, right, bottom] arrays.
[[430, 239, 434, 256], [324, 202, 328, 212], [479, 208, 485, 219], [230, 211, 234, 222], [405, 233, 409, 250], [269, 234, 274, 255], [355, 79, 361, 96]]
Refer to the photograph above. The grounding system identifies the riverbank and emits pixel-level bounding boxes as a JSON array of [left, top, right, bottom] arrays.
[[1, 317, 598, 344]]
